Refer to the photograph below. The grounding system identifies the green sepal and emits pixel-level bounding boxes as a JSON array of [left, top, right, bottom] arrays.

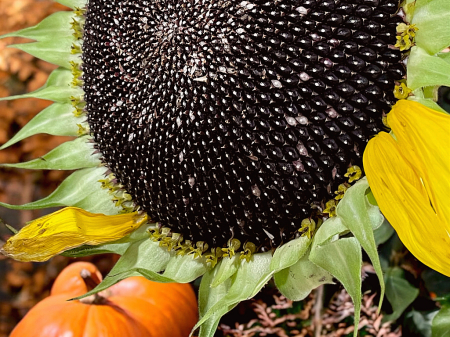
[[74, 239, 176, 300], [274, 248, 333, 301], [0, 68, 82, 103], [270, 236, 310, 272], [412, 0, 450, 55], [409, 92, 449, 114], [0, 103, 81, 149], [62, 223, 156, 257], [310, 237, 362, 337], [2, 136, 100, 170], [1, 11, 75, 42], [56, 0, 88, 9], [193, 252, 272, 334], [383, 267, 419, 322], [162, 254, 209, 283], [313, 216, 348, 246], [7, 39, 76, 69], [0, 167, 121, 215], [210, 256, 240, 288], [408, 47, 450, 91], [197, 268, 234, 337], [336, 178, 385, 308]]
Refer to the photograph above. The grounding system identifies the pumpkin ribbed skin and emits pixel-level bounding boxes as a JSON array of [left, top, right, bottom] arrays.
[[10, 262, 198, 337], [50, 261, 102, 297]]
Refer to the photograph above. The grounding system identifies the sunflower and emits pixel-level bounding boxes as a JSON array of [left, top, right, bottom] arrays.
[[1, 0, 449, 336]]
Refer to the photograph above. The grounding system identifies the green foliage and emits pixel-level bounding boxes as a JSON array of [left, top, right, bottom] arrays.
[[432, 306, 450, 337], [2, 136, 100, 170], [274, 249, 333, 301], [412, 0, 450, 55], [0, 68, 82, 103], [0, 103, 81, 149], [384, 267, 419, 322], [408, 47, 450, 90], [0, 167, 121, 215]]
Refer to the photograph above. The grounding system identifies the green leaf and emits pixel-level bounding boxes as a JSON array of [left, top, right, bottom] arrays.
[[211, 256, 240, 288], [408, 47, 450, 90], [406, 310, 437, 337], [408, 96, 449, 114], [56, 0, 88, 9], [270, 236, 311, 272], [432, 306, 450, 337], [254, 237, 312, 301], [438, 52, 450, 64], [412, 0, 450, 55], [62, 222, 155, 257], [310, 237, 362, 337], [76, 239, 175, 299], [198, 310, 236, 337], [8, 39, 76, 69], [422, 269, 450, 298], [337, 178, 385, 306], [1, 11, 75, 41], [2, 136, 99, 170], [0, 167, 121, 215], [162, 254, 208, 283], [45, 67, 73, 87], [193, 252, 272, 332], [196, 268, 234, 337], [384, 267, 419, 322], [313, 216, 348, 246], [199, 268, 232, 317], [373, 219, 395, 245], [0, 68, 82, 103], [422, 86, 439, 100], [62, 240, 133, 257], [366, 189, 378, 206], [274, 249, 333, 301], [0, 103, 81, 149]]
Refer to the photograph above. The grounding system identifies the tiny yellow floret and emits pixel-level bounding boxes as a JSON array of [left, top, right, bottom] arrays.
[[344, 165, 362, 183], [394, 83, 412, 100]]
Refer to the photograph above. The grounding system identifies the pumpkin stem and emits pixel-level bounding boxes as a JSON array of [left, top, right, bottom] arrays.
[[80, 268, 101, 290], [79, 268, 106, 305]]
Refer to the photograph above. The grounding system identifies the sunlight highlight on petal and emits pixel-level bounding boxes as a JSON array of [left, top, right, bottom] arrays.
[[1, 207, 148, 262], [364, 100, 450, 276]]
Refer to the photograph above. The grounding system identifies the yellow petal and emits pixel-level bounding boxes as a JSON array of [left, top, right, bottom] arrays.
[[388, 100, 450, 225], [364, 101, 450, 276], [1, 207, 148, 262]]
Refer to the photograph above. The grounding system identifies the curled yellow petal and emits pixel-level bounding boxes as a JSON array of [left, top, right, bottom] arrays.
[[364, 100, 450, 276], [1, 207, 148, 262]]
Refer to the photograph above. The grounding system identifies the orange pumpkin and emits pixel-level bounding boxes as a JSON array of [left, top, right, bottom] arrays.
[[10, 261, 198, 337]]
